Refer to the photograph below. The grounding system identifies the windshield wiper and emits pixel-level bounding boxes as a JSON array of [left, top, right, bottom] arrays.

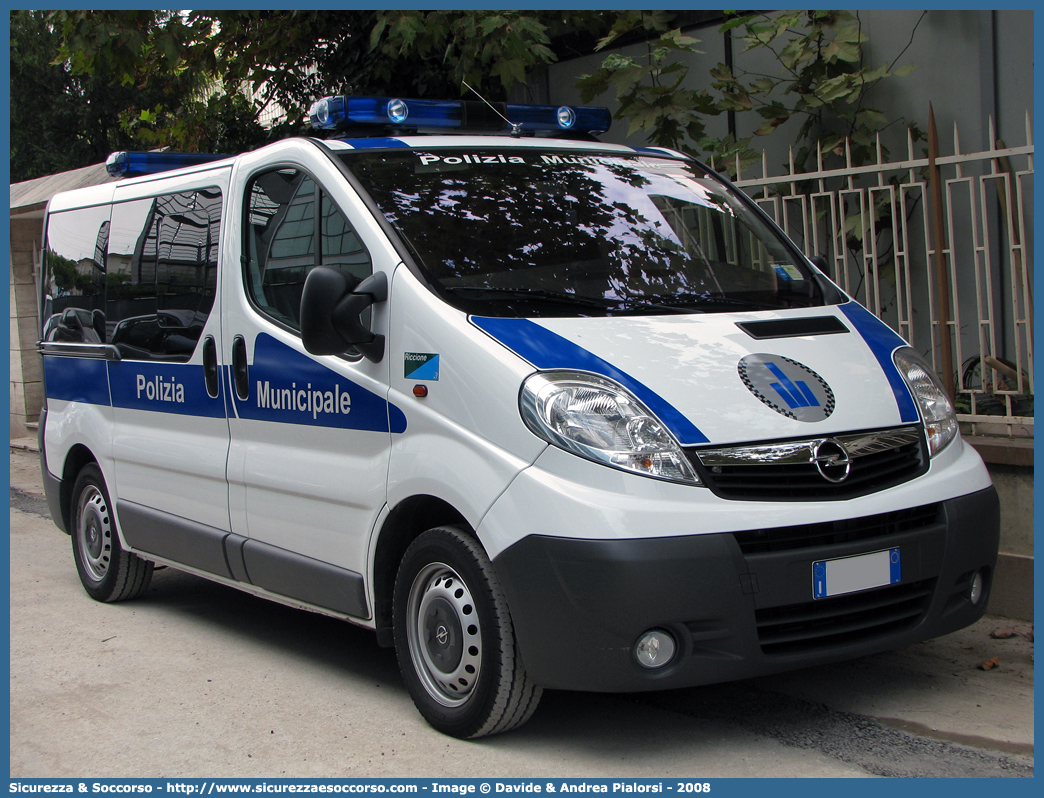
[[443, 286, 619, 310], [641, 293, 781, 312]]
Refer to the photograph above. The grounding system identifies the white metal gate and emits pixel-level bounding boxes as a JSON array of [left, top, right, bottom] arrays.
[[732, 115, 1034, 437]]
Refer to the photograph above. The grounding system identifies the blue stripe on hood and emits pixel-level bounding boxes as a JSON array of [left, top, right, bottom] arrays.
[[839, 302, 919, 423], [472, 316, 709, 445]]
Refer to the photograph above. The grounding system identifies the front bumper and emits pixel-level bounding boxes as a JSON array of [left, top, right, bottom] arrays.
[[492, 487, 999, 692]]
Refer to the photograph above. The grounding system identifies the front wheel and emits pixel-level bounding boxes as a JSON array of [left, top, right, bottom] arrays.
[[393, 526, 541, 738], [71, 463, 153, 602]]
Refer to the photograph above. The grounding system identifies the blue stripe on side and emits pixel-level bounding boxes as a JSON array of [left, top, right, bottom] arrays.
[[472, 316, 709, 446], [109, 360, 227, 418], [43, 356, 111, 406], [838, 302, 919, 423], [232, 333, 407, 433]]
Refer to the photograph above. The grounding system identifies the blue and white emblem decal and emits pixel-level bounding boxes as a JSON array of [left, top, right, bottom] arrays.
[[739, 354, 835, 422]]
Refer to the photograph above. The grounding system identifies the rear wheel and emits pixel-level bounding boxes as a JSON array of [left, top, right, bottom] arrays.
[[71, 463, 153, 602], [393, 526, 541, 738]]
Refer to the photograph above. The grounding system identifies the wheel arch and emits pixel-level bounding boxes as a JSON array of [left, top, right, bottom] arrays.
[[371, 494, 470, 647], [58, 443, 99, 534]]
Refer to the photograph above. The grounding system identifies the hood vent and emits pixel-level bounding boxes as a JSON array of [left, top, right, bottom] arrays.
[[737, 316, 849, 340]]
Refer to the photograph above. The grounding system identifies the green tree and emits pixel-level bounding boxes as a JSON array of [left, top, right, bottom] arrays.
[[51, 10, 282, 154], [48, 10, 610, 152], [10, 11, 122, 181], [10, 10, 224, 180], [709, 10, 923, 172], [576, 12, 719, 153], [579, 10, 922, 176]]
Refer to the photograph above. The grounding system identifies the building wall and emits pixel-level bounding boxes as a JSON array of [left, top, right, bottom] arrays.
[[543, 10, 1033, 163], [10, 215, 43, 438]]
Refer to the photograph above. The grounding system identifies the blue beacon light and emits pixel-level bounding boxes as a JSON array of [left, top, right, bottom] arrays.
[[105, 151, 228, 178], [306, 96, 611, 135]]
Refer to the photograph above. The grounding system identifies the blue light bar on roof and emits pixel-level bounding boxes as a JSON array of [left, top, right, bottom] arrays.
[[307, 95, 612, 135], [106, 151, 228, 178]]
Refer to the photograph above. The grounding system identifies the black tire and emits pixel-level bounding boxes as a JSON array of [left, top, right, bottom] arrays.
[[393, 526, 542, 738], [70, 463, 153, 602]]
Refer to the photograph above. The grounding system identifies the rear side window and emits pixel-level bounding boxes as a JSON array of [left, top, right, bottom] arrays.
[[41, 205, 111, 344], [244, 168, 372, 331], [105, 188, 223, 361]]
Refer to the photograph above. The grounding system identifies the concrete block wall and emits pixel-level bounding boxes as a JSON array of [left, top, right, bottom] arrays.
[[968, 439, 1034, 622], [10, 216, 43, 439]]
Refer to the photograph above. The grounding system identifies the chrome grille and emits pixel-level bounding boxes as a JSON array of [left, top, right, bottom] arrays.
[[687, 426, 927, 501]]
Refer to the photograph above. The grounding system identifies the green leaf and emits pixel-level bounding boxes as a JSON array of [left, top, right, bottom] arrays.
[[823, 38, 860, 63], [756, 102, 789, 120], [709, 64, 734, 82], [719, 16, 751, 33], [369, 17, 388, 50], [478, 15, 507, 36], [814, 73, 856, 104], [856, 108, 889, 129], [754, 117, 785, 136]]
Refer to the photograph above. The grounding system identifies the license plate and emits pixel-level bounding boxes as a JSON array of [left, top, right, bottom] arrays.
[[813, 548, 901, 599]]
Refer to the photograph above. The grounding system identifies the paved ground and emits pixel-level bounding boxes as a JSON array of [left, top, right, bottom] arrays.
[[10, 445, 1034, 778]]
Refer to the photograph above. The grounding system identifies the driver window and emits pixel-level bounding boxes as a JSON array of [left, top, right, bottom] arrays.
[[245, 168, 372, 331]]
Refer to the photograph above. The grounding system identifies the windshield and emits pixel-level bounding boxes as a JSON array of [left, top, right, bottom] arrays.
[[342, 147, 829, 317]]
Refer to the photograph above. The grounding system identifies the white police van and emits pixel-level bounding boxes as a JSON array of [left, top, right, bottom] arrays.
[[38, 95, 999, 738]]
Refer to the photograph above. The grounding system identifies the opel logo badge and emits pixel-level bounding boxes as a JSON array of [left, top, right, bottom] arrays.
[[436, 625, 449, 646], [813, 439, 851, 483]]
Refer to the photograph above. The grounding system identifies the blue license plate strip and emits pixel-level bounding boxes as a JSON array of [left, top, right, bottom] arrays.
[[813, 547, 901, 599]]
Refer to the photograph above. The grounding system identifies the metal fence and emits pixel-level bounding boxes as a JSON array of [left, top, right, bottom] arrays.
[[732, 115, 1034, 438]]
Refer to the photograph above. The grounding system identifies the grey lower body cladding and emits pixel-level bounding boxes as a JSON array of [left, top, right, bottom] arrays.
[[492, 487, 999, 692]]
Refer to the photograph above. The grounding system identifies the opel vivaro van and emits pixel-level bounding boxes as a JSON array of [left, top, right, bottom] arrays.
[[38, 96, 999, 738]]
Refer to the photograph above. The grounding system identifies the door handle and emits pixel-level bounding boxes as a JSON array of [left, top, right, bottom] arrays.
[[232, 335, 249, 400], [202, 336, 219, 398]]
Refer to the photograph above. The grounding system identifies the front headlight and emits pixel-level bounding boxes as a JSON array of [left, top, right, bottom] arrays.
[[519, 371, 701, 485], [893, 347, 958, 456]]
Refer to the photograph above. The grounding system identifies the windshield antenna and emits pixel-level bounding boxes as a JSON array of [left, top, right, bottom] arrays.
[[462, 79, 523, 137]]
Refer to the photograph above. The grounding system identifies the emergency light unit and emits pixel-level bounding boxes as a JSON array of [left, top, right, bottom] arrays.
[[38, 95, 999, 738]]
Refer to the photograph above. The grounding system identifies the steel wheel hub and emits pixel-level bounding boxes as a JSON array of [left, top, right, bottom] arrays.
[[77, 486, 112, 582], [407, 563, 482, 707]]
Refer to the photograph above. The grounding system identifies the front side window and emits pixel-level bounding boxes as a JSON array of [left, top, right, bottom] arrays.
[[245, 168, 372, 331], [344, 149, 829, 318]]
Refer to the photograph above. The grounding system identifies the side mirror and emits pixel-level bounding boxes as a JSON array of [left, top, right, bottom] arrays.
[[806, 255, 846, 304], [300, 267, 387, 362], [808, 255, 829, 273]]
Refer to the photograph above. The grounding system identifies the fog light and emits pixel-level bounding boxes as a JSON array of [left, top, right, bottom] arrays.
[[634, 629, 676, 669], [970, 570, 984, 605]]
